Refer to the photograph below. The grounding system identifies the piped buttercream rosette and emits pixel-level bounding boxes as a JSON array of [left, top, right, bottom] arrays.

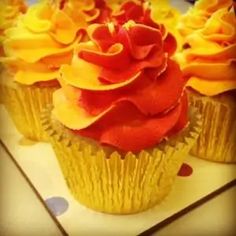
[[53, 21, 188, 152], [1, 0, 111, 85], [112, 0, 177, 55], [176, 8, 236, 96], [0, 0, 27, 56], [177, 0, 233, 38]]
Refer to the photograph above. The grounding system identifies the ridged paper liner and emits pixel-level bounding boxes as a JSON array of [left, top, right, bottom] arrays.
[[41, 105, 202, 214], [0, 67, 4, 104], [0, 84, 3, 104], [1, 82, 59, 141], [188, 91, 236, 163]]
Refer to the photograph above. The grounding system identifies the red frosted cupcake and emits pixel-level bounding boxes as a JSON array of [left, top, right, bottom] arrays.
[[42, 20, 202, 214]]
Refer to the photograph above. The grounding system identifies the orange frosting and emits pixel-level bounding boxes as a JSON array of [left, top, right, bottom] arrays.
[[176, 8, 236, 96], [53, 22, 188, 152], [0, 0, 27, 56], [178, 0, 233, 38], [1, 0, 111, 85]]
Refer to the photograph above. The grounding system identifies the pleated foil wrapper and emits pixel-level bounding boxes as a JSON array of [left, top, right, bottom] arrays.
[[1, 81, 59, 142], [0, 84, 3, 104], [41, 105, 202, 214], [0, 67, 4, 104], [188, 90, 236, 163]]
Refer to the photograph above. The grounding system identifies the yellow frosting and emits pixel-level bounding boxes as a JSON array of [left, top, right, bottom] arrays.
[[0, 0, 26, 31], [0, 0, 26, 55], [187, 77, 236, 96], [178, 0, 233, 38], [1, 0, 102, 85], [176, 8, 236, 96]]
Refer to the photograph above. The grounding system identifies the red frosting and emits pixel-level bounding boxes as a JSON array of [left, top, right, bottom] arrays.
[[58, 22, 188, 152], [93, 0, 112, 23], [112, 0, 177, 56]]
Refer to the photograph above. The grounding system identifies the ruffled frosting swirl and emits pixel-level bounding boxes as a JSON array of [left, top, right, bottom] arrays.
[[1, 0, 111, 85], [177, 0, 233, 38], [112, 0, 177, 55], [176, 8, 236, 96], [108, 0, 180, 49], [53, 21, 188, 152], [0, 0, 27, 56]]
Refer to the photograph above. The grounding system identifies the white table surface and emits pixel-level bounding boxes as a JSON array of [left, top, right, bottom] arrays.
[[0, 144, 64, 236], [0, 144, 235, 236]]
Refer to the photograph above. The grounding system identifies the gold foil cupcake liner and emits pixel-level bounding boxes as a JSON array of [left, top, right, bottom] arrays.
[[0, 84, 3, 104], [0, 67, 4, 104], [41, 105, 202, 214], [1, 82, 58, 142], [188, 91, 236, 163]]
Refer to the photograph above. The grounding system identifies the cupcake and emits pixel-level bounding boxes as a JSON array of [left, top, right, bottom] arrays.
[[177, 0, 232, 38], [0, 0, 110, 142], [176, 7, 236, 163], [41, 21, 201, 214]]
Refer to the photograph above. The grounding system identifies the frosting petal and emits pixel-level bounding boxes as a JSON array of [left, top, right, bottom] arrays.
[[183, 60, 236, 81], [77, 98, 183, 152], [60, 60, 142, 91], [0, 0, 26, 56], [52, 88, 115, 130], [187, 77, 236, 96]]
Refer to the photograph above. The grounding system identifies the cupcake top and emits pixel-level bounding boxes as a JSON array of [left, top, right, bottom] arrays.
[[112, 0, 177, 55], [52, 21, 188, 152], [176, 7, 236, 96], [110, 0, 180, 29], [1, 0, 111, 85], [149, 0, 181, 48], [178, 0, 233, 38], [0, 0, 27, 56]]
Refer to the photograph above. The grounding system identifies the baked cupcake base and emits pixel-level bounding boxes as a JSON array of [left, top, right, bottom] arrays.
[[188, 90, 236, 163], [1, 77, 59, 142], [41, 105, 201, 214]]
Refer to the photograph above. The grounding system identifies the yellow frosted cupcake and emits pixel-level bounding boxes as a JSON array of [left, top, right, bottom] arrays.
[[176, 7, 236, 163], [0, 0, 110, 141], [177, 0, 232, 38], [42, 21, 201, 214]]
